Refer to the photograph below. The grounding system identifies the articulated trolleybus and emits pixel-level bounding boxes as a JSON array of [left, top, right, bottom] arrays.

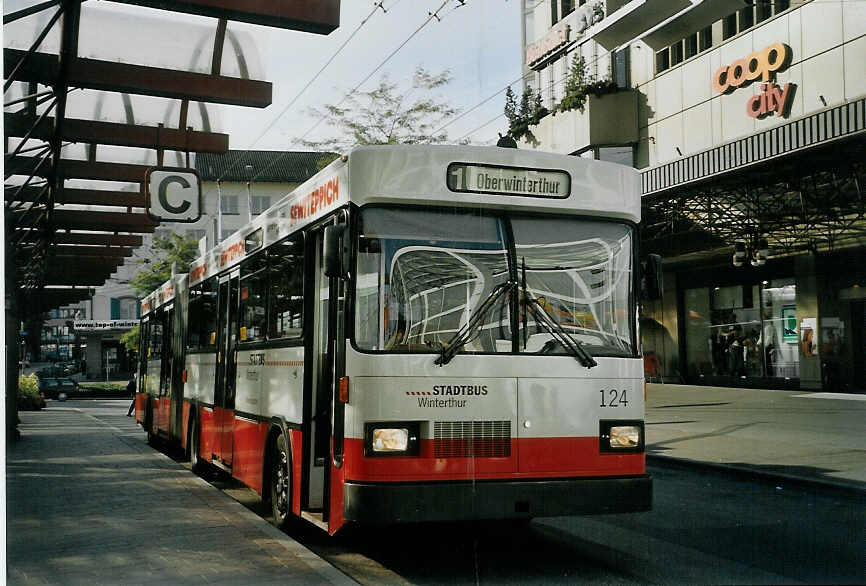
[[137, 145, 654, 535]]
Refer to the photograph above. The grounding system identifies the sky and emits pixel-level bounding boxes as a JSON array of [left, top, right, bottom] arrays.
[[219, 0, 523, 151]]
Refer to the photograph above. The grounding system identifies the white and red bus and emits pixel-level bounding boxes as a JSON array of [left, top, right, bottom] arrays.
[[137, 145, 656, 535]]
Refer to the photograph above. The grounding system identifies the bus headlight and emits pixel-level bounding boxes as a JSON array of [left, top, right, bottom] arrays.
[[600, 420, 644, 453], [373, 428, 408, 452], [365, 422, 420, 457]]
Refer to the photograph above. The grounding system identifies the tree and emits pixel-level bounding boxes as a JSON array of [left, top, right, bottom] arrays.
[[503, 86, 548, 144], [130, 233, 199, 297], [301, 66, 458, 152], [120, 324, 139, 355]]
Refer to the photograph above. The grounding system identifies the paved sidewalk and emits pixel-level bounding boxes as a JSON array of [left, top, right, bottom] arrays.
[[646, 383, 866, 491], [7, 400, 355, 586]]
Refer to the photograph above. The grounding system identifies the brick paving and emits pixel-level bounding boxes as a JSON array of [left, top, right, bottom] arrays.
[[6, 400, 355, 586]]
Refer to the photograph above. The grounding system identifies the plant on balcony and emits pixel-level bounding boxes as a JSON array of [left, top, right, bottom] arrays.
[[555, 54, 618, 115], [503, 85, 549, 145]]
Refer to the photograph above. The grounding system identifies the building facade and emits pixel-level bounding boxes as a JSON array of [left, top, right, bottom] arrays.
[[520, 0, 865, 391]]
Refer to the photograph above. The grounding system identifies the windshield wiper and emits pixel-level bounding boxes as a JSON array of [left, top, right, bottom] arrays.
[[520, 259, 596, 368], [435, 280, 514, 366]]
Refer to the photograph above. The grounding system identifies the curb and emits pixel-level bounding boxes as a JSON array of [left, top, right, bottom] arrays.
[[647, 453, 866, 496]]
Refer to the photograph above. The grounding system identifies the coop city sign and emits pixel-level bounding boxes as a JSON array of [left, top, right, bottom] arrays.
[[712, 42, 795, 118]]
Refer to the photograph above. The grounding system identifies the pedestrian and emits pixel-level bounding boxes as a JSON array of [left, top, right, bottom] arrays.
[[126, 373, 137, 417]]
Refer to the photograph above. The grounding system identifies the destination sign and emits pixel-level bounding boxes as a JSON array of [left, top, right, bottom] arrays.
[[447, 163, 570, 198]]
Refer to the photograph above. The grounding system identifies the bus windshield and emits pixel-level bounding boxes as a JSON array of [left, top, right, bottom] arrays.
[[354, 207, 635, 358]]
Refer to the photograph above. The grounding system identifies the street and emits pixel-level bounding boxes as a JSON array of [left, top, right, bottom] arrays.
[[55, 399, 861, 585]]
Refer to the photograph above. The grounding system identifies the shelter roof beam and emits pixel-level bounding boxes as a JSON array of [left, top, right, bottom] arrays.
[[5, 113, 229, 153], [5, 48, 273, 107], [107, 0, 340, 34]]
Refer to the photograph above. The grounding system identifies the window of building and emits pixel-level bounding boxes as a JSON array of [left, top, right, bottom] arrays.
[[185, 229, 206, 241], [562, 0, 575, 17], [756, 0, 772, 23], [269, 236, 304, 340], [612, 46, 630, 89], [699, 25, 712, 52], [551, 0, 558, 24], [596, 146, 634, 167], [738, 6, 754, 32], [250, 195, 271, 216], [656, 48, 670, 74], [111, 297, 138, 319], [221, 229, 235, 241], [153, 228, 171, 241], [670, 41, 684, 66], [684, 33, 698, 59], [239, 253, 268, 343], [220, 194, 239, 215], [722, 12, 737, 40]]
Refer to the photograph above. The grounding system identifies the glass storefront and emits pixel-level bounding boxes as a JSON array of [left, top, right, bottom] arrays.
[[683, 278, 799, 385]]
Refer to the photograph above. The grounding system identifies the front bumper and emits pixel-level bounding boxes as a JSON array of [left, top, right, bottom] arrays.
[[344, 475, 652, 524]]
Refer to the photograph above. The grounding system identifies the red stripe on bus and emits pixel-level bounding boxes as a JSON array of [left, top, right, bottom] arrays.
[[342, 437, 645, 482]]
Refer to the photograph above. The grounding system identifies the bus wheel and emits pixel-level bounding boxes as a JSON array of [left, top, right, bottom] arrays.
[[190, 417, 204, 474], [270, 433, 292, 530]]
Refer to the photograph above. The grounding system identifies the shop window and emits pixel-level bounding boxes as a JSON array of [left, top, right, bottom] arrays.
[[269, 236, 304, 340]]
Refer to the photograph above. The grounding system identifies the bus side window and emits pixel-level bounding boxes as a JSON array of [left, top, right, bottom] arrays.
[[198, 277, 219, 348], [268, 236, 304, 340], [240, 254, 268, 343]]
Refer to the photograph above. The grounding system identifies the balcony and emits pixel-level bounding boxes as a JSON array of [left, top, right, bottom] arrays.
[[589, 0, 692, 49], [518, 89, 638, 155]]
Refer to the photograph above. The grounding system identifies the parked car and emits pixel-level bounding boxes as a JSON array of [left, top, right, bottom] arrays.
[[38, 377, 78, 399]]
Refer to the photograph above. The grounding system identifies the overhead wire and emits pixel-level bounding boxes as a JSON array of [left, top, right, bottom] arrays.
[[213, 0, 398, 184], [249, 0, 461, 182]]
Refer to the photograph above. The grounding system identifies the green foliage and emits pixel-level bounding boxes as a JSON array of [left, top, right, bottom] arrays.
[[555, 54, 618, 115], [120, 324, 139, 354], [503, 85, 549, 144], [18, 374, 45, 411], [130, 233, 200, 297], [301, 66, 458, 153]]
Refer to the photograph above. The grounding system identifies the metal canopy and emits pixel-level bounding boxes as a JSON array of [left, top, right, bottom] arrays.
[[4, 0, 340, 313], [642, 133, 866, 263]]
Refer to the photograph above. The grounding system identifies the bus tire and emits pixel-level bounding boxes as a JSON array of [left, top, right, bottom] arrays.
[[270, 433, 292, 530], [190, 416, 205, 474], [144, 403, 157, 446]]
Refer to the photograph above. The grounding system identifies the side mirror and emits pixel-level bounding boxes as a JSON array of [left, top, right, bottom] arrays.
[[323, 224, 349, 279], [643, 254, 663, 301]]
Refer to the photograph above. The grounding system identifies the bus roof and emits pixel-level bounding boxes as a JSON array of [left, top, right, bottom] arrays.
[[140, 274, 184, 316], [187, 145, 641, 287]]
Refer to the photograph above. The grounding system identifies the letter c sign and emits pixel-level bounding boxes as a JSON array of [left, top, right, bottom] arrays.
[[146, 167, 202, 222]]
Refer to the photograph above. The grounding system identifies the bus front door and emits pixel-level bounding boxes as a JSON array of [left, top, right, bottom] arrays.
[[213, 273, 239, 467], [303, 225, 344, 523]]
